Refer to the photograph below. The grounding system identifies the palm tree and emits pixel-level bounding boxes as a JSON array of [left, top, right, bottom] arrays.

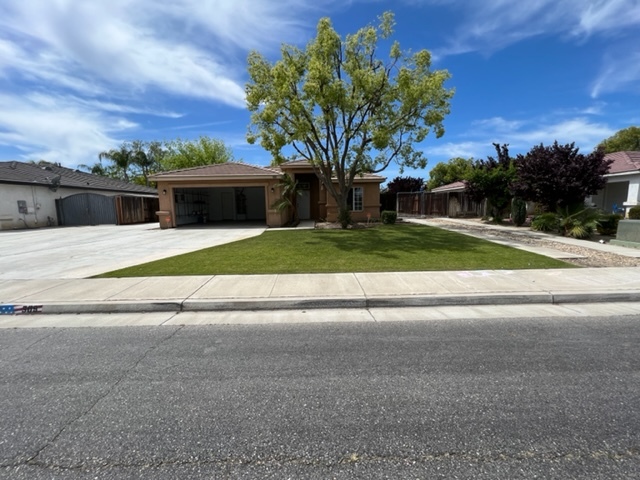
[[271, 173, 302, 226], [98, 143, 134, 181]]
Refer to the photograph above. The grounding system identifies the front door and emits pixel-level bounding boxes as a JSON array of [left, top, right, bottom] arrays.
[[298, 189, 310, 220]]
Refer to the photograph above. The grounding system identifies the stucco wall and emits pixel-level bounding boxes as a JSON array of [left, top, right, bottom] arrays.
[[156, 179, 285, 227], [0, 184, 128, 230], [324, 182, 382, 222]]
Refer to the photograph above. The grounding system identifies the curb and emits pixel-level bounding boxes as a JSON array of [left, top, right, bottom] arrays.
[[24, 291, 640, 315]]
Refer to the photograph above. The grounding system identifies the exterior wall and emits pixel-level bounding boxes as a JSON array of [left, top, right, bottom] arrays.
[[591, 173, 640, 216], [324, 181, 382, 222], [156, 178, 286, 228], [0, 184, 140, 230]]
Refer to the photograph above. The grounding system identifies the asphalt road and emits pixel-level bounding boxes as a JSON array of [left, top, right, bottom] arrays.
[[1, 315, 639, 479]]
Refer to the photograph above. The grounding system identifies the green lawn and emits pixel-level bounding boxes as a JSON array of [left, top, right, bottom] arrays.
[[97, 224, 572, 277]]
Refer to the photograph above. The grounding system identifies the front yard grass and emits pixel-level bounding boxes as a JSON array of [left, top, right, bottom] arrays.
[[96, 224, 572, 277]]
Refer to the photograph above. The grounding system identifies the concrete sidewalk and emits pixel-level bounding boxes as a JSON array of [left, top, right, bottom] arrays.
[[2, 218, 640, 319], [2, 267, 640, 315]]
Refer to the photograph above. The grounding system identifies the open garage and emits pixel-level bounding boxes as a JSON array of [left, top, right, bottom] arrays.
[[172, 186, 266, 225], [152, 163, 285, 228]]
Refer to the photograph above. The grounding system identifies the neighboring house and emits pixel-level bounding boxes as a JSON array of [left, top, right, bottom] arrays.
[[397, 181, 486, 217], [0, 161, 158, 230], [151, 161, 385, 228], [590, 151, 640, 215]]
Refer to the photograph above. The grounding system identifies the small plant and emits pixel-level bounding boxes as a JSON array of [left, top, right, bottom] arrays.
[[628, 206, 640, 220], [531, 213, 559, 232], [511, 197, 527, 226], [596, 214, 622, 235], [381, 210, 397, 224], [559, 207, 599, 239]]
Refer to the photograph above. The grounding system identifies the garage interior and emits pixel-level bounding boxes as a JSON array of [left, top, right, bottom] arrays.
[[173, 187, 267, 226]]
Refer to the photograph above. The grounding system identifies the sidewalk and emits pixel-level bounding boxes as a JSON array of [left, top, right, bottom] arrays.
[[2, 219, 640, 318]]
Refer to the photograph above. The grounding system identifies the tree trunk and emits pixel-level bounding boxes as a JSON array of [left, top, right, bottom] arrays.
[[337, 196, 351, 229]]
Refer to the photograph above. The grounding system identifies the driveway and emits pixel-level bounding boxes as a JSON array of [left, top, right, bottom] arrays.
[[0, 223, 266, 280]]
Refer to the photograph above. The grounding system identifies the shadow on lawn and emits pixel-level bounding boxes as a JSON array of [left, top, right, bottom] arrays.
[[306, 224, 489, 259]]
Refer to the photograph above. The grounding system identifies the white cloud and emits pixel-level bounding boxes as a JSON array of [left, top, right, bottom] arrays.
[[423, 141, 488, 159], [591, 48, 640, 98], [0, 93, 135, 167], [0, 0, 335, 166], [422, 0, 640, 57], [459, 115, 615, 155]]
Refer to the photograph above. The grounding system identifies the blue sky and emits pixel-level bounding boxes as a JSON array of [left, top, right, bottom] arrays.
[[1, 0, 639, 183]]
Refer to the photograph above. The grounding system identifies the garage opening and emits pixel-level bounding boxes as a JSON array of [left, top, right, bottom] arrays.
[[174, 187, 266, 226]]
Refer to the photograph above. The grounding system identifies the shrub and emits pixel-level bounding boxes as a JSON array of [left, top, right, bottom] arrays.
[[559, 207, 599, 239], [531, 213, 559, 232], [381, 210, 397, 224], [511, 197, 527, 226], [597, 214, 622, 235], [628, 206, 640, 220]]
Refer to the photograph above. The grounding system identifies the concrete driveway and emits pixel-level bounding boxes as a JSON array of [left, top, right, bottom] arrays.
[[0, 223, 266, 280]]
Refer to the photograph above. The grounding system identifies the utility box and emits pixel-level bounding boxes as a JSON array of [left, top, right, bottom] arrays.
[[157, 211, 172, 229], [17, 200, 27, 214]]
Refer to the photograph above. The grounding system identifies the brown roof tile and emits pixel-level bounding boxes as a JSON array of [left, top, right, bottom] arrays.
[[151, 162, 281, 178], [605, 151, 640, 174], [430, 181, 467, 193]]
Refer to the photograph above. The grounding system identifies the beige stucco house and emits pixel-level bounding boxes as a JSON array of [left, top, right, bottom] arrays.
[[151, 160, 385, 228], [590, 151, 640, 216]]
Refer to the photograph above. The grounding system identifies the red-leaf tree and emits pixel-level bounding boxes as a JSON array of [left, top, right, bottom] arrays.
[[512, 142, 612, 212]]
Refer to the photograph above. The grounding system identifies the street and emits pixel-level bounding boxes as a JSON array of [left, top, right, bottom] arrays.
[[1, 315, 639, 479]]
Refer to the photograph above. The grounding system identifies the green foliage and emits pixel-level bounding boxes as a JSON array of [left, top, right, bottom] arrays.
[[163, 136, 233, 171], [386, 176, 425, 194], [597, 214, 622, 235], [511, 197, 527, 226], [246, 11, 453, 228], [465, 144, 516, 221], [598, 126, 640, 153], [531, 213, 560, 232], [512, 142, 612, 211], [426, 157, 474, 191], [559, 207, 599, 239], [271, 173, 302, 225], [85, 137, 233, 185], [338, 208, 352, 229], [381, 210, 397, 224], [628, 206, 640, 219]]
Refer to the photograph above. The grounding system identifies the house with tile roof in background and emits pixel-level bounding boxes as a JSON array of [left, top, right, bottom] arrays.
[[590, 151, 640, 216], [151, 161, 384, 228], [0, 161, 158, 230]]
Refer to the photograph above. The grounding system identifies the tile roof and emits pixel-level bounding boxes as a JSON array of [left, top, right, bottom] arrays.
[[430, 181, 467, 193], [605, 151, 640, 175], [279, 160, 385, 180], [0, 161, 157, 194], [150, 162, 282, 178]]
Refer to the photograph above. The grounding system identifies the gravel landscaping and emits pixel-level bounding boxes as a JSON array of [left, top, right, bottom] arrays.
[[425, 218, 640, 268]]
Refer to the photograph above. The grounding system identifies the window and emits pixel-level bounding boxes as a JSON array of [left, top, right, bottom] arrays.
[[347, 187, 363, 211]]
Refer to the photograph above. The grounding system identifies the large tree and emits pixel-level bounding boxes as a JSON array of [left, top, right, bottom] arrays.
[[465, 144, 516, 221], [386, 176, 425, 194], [598, 126, 640, 153], [426, 157, 474, 190], [246, 12, 453, 227], [512, 141, 612, 212], [162, 136, 234, 171]]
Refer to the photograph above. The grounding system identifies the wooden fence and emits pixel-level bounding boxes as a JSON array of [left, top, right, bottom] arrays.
[[396, 192, 486, 218]]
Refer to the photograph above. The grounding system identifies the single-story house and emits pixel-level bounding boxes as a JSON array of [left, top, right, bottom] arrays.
[[151, 160, 385, 228], [394, 181, 485, 217], [590, 151, 640, 215], [0, 161, 158, 230]]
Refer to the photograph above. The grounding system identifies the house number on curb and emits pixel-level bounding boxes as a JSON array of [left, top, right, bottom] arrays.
[[0, 304, 43, 315]]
